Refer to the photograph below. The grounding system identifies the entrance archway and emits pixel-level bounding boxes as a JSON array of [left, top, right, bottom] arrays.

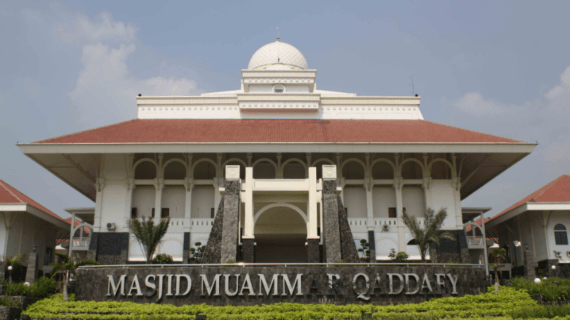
[[254, 203, 308, 262]]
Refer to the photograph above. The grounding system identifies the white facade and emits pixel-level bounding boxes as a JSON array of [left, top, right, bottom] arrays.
[[19, 40, 536, 264]]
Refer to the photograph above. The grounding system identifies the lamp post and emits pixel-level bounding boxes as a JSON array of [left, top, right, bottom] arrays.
[[7, 265, 12, 284]]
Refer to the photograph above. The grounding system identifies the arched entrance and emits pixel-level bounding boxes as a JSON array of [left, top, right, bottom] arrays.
[[254, 203, 308, 263]]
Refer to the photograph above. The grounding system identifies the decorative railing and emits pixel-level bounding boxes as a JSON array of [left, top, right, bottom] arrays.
[[71, 237, 90, 249], [191, 219, 214, 227], [373, 218, 398, 226], [466, 236, 485, 247], [169, 219, 185, 227], [348, 218, 368, 226]]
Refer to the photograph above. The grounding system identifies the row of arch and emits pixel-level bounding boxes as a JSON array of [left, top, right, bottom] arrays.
[[132, 155, 456, 181]]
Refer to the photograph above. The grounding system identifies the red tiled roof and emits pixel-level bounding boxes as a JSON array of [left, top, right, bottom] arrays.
[[489, 174, 570, 222], [465, 218, 490, 232], [64, 217, 91, 233], [0, 179, 66, 223], [35, 119, 522, 144]]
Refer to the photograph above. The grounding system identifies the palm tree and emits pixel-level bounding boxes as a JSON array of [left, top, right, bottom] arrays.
[[128, 217, 170, 263], [490, 248, 506, 293], [401, 208, 455, 263], [50, 253, 98, 301]]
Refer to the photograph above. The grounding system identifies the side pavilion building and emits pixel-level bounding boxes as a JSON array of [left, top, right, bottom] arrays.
[[18, 40, 536, 264]]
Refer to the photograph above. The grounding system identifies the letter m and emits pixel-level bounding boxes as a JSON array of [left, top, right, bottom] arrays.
[[201, 274, 220, 296], [107, 275, 126, 296], [281, 274, 303, 296]]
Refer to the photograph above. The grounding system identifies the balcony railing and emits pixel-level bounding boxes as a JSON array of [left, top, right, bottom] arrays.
[[466, 236, 485, 248], [71, 237, 90, 250]]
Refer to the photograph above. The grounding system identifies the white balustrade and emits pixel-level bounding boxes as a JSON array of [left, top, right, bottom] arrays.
[[466, 236, 485, 248], [71, 237, 90, 250], [191, 218, 214, 232], [373, 218, 398, 226], [348, 218, 368, 226]]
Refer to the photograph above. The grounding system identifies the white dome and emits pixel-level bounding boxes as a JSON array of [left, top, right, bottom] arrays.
[[248, 41, 308, 70]]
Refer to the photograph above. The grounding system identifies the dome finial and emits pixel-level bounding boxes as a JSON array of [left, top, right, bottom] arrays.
[[276, 27, 280, 41]]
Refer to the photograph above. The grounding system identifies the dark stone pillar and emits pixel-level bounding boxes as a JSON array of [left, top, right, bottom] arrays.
[[87, 232, 99, 261], [457, 231, 470, 264], [322, 180, 342, 263], [242, 239, 255, 263], [201, 197, 225, 263], [337, 196, 359, 262], [183, 232, 190, 263], [96, 233, 129, 265], [307, 239, 320, 262], [368, 230, 376, 262], [221, 180, 241, 263], [523, 249, 536, 279], [25, 252, 37, 283], [431, 230, 469, 263]]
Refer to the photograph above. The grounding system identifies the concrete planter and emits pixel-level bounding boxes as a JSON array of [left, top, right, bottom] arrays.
[[0, 306, 21, 320]]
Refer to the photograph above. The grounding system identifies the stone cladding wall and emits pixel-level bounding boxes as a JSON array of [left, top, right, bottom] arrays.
[[201, 196, 225, 263], [337, 196, 359, 262], [76, 265, 486, 306]]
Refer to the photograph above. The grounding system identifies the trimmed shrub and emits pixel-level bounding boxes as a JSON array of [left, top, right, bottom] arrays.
[[5, 277, 56, 299], [510, 277, 570, 302], [150, 254, 174, 264], [23, 286, 537, 319]]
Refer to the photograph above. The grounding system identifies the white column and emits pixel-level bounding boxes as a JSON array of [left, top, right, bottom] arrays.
[[69, 213, 75, 257], [394, 154, 406, 252], [184, 183, 193, 232], [123, 186, 134, 231], [154, 179, 163, 223], [241, 166, 254, 239], [308, 167, 318, 239], [395, 184, 405, 252], [481, 213, 489, 277]]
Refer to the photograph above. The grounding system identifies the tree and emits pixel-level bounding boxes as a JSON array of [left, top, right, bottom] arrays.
[[388, 249, 409, 262], [189, 242, 204, 263], [50, 253, 98, 301], [128, 217, 170, 264], [490, 248, 506, 294], [358, 239, 371, 262], [401, 208, 455, 263]]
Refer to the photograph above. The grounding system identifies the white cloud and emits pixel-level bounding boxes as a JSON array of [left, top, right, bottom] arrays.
[[544, 66, 570, 108], [68, 43, 199, 127], [452, 92, 514, 115], [55, 12, 136, 44], [451, 66, 570, 178]]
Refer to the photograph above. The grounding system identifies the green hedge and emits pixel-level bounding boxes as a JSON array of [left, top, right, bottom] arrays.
[[510, 277, 570, 302], [4, 277, 56, 298], [23, 286, 570, 319]]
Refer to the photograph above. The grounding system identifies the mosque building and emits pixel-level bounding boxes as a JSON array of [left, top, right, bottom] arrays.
[[18, 40, 536, 264]]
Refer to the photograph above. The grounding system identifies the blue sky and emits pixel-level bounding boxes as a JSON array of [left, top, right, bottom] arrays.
[[1, 0, 569, 219]]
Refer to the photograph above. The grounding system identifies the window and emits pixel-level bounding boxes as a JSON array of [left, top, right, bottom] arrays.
[[388, 207, 406, 218], [211, 208, 215, 219], [161, 208, 170, 219], [274, 85, 284, 93], [555, 224, 568, 245], [131, 208, 138, 219], [151, 208, 155, 219]]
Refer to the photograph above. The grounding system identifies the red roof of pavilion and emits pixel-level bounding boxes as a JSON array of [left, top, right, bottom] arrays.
[[0, 179, 67, 223], [489, 174, 570, 222], [35, 119, 522, 144]]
